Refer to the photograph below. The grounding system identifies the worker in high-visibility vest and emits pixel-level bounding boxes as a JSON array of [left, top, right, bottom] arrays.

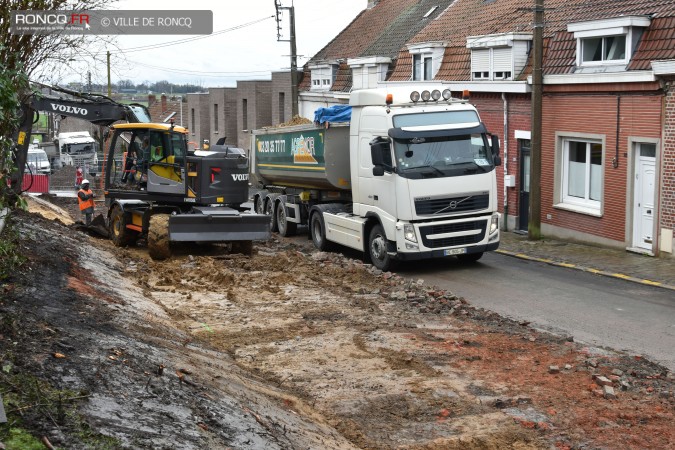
[[77, 179, 95, 226]]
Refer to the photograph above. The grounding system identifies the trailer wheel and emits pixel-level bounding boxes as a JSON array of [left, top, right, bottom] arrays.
[[457, 252, 483, 263], [109, 205, 138, 247], [265, 198, 279, 232], [276, 201, 297, 237], [254, 195, 265, 214], [310, 212, 332, 251], [231, 240, 253, 256], [368, 224, 396, 272], [148, 214, 171, 260]]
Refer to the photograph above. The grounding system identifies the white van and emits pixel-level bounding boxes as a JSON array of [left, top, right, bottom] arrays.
[[26, 147, 52, 175]]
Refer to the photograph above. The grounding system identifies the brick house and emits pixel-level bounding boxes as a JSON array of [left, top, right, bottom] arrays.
[[294, 0, 674, 257], [297, 0, 455, 117], [186, 93, 210, 150], [147, 94, 185, 126]]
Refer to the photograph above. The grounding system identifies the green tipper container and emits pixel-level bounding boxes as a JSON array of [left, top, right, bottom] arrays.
[[252, 123, 351, 191]]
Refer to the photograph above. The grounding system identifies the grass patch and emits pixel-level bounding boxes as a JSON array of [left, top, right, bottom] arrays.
[[0, 218, 26, 281]]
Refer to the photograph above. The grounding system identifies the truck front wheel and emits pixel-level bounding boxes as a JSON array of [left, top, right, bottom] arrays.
[[368, 224, 396, 272]]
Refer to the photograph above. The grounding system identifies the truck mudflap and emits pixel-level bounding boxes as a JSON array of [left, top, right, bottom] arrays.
[[168, 207, 271, 242]]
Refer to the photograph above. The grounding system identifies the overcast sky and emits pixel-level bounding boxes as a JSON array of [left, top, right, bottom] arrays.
[[56, 0, 366, 89]]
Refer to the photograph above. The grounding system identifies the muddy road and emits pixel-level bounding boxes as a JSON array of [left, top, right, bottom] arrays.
[[1, 195, 674, 449]]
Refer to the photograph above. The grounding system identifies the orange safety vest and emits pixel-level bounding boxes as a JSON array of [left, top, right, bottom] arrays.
[[78, 188, 95, 211]]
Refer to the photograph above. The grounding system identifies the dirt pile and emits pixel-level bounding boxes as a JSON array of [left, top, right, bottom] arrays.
[[1, 198, 674, 449]]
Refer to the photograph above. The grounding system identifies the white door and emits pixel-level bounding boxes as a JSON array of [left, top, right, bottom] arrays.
[[632, 143, 656, 251]]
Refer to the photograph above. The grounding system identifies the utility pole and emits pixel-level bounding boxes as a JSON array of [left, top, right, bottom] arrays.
[[107, 50, 112, 97], [529, 0, 544, 240], [275, 1, 299, 118]]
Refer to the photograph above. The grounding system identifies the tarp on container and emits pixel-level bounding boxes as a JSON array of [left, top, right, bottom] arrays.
[[314, 105, 351, 125]]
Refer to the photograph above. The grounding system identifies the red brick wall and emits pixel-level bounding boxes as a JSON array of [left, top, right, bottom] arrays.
[[469, 93, 532, 225], [662, 81, 675, 233], [542, 93, 662, 243]]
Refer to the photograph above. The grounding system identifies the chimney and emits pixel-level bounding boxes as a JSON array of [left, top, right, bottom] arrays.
[[367, 0, 379, 9], [161, 95, 167, 112], [148, 94, 156, 105]]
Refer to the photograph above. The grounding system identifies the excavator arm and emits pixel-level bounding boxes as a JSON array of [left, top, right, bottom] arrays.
[[9, 85, 150, 194]]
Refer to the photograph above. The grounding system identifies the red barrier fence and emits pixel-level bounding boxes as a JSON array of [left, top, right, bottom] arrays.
[[22, 174, 50, 194]]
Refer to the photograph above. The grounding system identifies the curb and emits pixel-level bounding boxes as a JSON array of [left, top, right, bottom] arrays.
[[495, 249, 675, 292]]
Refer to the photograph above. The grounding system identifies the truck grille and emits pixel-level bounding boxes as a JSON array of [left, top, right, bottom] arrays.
[[415, 193, 489, 216], [419, 220, 487, 248]]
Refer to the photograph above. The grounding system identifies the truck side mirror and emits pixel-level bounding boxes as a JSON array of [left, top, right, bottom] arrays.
[[370, 136, 391, 177], [490, 134, 502, 166]]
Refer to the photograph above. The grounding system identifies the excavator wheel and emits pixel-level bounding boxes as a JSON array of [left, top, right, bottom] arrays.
[[109, 205, 138, 247], [148, 214, 172, 260]]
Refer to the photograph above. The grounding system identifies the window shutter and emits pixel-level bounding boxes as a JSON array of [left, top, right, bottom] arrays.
[[471, 49, 490, 73], [492, 47, 512, 72]]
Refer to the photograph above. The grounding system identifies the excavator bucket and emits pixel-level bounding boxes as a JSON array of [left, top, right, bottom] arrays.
[[75, 213, 109, 238]]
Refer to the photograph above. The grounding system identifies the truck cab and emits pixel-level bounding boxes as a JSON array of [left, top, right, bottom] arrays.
[[349, 88, 501, 267]]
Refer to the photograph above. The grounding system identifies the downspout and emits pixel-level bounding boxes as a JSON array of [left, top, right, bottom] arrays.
[[502, 92, 509, 231]]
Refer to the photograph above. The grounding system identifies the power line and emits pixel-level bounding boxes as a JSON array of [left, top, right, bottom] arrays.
[[113, 15, 274, 54]]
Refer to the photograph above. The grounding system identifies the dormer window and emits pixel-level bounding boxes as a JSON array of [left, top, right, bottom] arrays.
[[407, 42, 445, 81], [466, 33, 532, 82], [309, 63, 337, 91], [568, 16, 650, 71], [348, 57, 391, 90]]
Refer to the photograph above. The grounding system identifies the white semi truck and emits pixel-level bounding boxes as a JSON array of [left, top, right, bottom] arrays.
[[55, 131, 99, 176], [251, 87, 502, 271]]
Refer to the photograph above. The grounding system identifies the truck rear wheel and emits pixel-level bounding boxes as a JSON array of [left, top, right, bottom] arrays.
[[368, 224, 396, 272], [148, 214, 171, 260], [109, 205, 138, 247], [254, 195, 265, 214], [310, 212, 332, 251], [276, 200, 297, 237], [265, 198, 278, 233]]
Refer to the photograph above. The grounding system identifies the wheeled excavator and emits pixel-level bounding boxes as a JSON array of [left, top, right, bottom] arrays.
[[10, 85, 270, 258]]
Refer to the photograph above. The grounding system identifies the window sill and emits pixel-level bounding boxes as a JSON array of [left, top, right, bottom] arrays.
[[553, 202, 602, 217]]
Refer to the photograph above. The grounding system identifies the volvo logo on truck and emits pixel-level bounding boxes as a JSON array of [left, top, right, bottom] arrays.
[[231, 173, 248, 181]]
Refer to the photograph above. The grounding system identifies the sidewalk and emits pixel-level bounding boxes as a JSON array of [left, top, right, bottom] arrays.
[[497, 231, 675, 291]]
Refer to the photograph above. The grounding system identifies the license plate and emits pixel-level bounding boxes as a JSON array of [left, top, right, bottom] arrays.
[[444, 248, 467, 256]]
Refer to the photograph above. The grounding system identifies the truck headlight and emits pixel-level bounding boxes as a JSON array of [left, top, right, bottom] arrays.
[[403, 224, 417, 243], [489, 214, 499, 234]]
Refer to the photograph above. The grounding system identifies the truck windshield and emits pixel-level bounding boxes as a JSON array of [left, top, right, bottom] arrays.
[[393, 133, 494, 179], [66, 143, 98, 155]]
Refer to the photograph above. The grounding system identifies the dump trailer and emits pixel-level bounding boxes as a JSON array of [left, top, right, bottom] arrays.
[[252, 87, 502, 271]]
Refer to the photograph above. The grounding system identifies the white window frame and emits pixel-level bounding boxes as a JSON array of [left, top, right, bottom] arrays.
[[309, 64, 337, 91], [466, 33, 531, 81], [407, 42, 445, 82], [568, 16, 650, 68], [554, 132, 605, 216]]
